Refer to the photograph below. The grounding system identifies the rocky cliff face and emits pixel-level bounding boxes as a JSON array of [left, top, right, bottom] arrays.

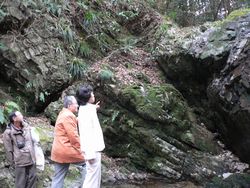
[[207, 17, 250, 163], [157, 13, 250, 163], [0, 0, 250, 187], [45, 49, 248, 185], [0, 1, 72, 111]]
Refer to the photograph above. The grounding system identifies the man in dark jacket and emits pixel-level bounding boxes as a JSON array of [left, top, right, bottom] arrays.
[[3, 111, 37, 188]]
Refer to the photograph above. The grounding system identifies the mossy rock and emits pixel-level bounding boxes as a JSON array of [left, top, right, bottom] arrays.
[[226, 9, 250, 21], [44, 101, 63, 125], [212, 9, 250, 27], [119, 84, 190, 129]]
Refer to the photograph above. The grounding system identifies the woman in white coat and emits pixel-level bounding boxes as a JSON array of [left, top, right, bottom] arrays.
[[76, 85, 105, 188]]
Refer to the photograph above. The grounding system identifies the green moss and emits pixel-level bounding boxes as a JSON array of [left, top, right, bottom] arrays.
[[212, 8, 250, 27], [181, 131, 195, 144], [64, 166, 82, 187], [120, 84, 190, 130], [35, 127, 53, 143], [37, 164, 54, 188], [226, 8, 250, 21]]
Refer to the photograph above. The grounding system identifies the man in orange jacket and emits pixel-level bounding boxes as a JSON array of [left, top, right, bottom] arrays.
[[51, 96, 86, 188]]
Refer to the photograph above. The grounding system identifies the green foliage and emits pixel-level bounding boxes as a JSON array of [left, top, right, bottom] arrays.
[[0, 9, 7, 22], [95, 32, 112, 53], [135, 73, 150, 83], [76, 0, 88, 10], [111, 110, 120, 122], [0, 109, 5, 124], [158, 23, 169, 34], [112, 0, 132, 5], [4, 101, 20, 115], [42, 0, 63, 17], [47, 3, 62, 16], [84, 10, 98, 26], [56, 18, 75, 44], [68, 58, 88, 80], [118, 10, 139, 20], [25, 74, 47, 103], [98, 69, 114, 83], [77, 41, 92, 57], [0, 42, 8, 51], [0, 101, 20, 124], [119, 37, 137, 54], [226, 8, 250, 21], [151, 23, 169, 54], [25, 76, 44, 91], [167, 11, 177, 20], [127, 119, 134, 128], [120, 84, 189, 134], [62, 26, 74, 43], [145, 0, 157, 7], [108, 21, 121, 33], [21, 0, 37, 8], [39, 91, 49, 103]]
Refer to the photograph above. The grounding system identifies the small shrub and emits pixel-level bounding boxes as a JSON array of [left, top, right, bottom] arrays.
[[118, 10, 139, 20], [62, 26, 74, 43], [68, 58, 88, 80], [39, 91, 49, 103], [21, 0, 37, 9], [83, 10, 98, 26], [56, 18, 75, 44], [0, 101, 20, 124], [76, 1, 88, 10], [45, 1, 62, 17], [0, 42, 8, 51], [78, 41, 92, 57], [98, 69, 114, 84], [168, 11, 177, 20], [226, 8, 250, 21], [0, 9, 7, 22], [111, 110, 120, 122], [0, 108, 4, 124]]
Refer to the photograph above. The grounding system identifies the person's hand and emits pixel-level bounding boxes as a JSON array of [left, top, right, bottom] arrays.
[[95, 101, 100, 110], [88, 159, 95, 164]]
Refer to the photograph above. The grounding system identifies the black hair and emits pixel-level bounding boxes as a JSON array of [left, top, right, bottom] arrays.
[[76, 85, 93, 106], [9, 111, 17, 124]]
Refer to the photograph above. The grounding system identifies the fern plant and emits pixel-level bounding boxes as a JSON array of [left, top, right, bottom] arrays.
[[0, 42, 8, 51], [44, 1, 62, 17], [0, 101, 20, 124], [21, 0, 37, 8], [39, 91, 49, 103], [118, 10, 139, 20], [83, 10, 98, 26], [0, 9, 7, 22], [78, 41, 92, 57], [98, 69, 114, 85], [68, 58, 88, 80], [76, 0, 88, 10], [62, 26, 74, 43]]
